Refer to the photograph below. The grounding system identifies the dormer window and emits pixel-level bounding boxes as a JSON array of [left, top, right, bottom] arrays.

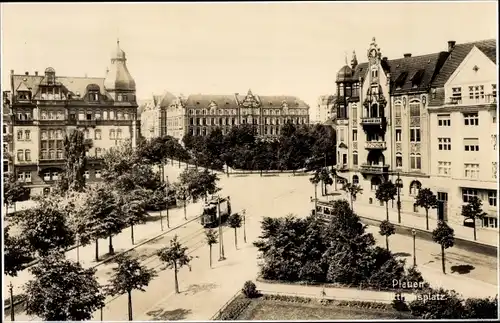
[[117, 95, 123, 102], [89, 92, 99, 102], [76, 91, 80, 98]]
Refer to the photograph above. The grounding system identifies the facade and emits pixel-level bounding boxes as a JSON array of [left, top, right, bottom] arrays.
[[427, 39, 497, 228], [3, 91, 13, 176], [333, 37, 497, 228], [316, 94, 337, 124], [140, 89, 310, 142], [6, 40, 139, 195]]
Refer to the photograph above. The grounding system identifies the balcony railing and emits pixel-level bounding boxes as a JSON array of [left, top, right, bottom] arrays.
[[77, 120, 97, 127], [36, 100, 67, 106], [365, 141, 387, 150], [360, 163, 390, 174], [360, 117, 385, 126], [38, 158, 65, 165], [446, 94, 496, 106], [39, 119, 67, 125]]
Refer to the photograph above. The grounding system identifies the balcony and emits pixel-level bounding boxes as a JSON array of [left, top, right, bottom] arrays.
[[39, 119, 67, 126], [360, 163, 390, 174], [360, 117, 385, 126], [38, 158, 65, 166], [35, 99, 67, 106], [13, 119, 34, 126], [365, 141, 387, 150], [77, 119, 97, 127], [446, 94, 496, 106]]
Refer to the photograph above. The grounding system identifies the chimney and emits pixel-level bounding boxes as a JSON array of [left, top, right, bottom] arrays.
[[25, 71, 29, 75], [10, 69, 14, 75], [34, 71, 38, 76], [448, 40, 456, 52], [404, 53, 412, 58]]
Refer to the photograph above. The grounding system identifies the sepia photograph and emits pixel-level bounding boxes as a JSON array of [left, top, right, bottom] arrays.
[[1, 1, 498, 321]]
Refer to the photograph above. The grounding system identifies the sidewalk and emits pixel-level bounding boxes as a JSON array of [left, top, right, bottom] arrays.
[[2, 200, 204, 305], [328, 192, 498, 247]]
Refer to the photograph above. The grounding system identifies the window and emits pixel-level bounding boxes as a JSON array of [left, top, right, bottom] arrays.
[[410, 153, 421, 170], [409, 101, 420, 117], [409, 181, 421, 196], [95, 170, 102, 179], [451, 87, 462, 102], [52, 172, 59, 181], [95, 147, 102, 157], [84, 171, 90, 179], [395, 129, 402, 142], [57, 111, 64, 120], [41, 149, 48, 159], [17, 173, 24, 181], [83, 129, 90, 139], [49, 130, 55, 139], [437, 192, 448, 201], [41, 111, 48, 120], [370, 177, 381, 191], [394, 102, 402, 118], [463, 113, 479, 126], [49, 150, 55, 159], [488, 190, 497, 207], [468, 85, 484, 101], [41, 130, 47, 140], [438, 138, 451, 150], [3, 161, 8, 172], [17, 130, 23, 140], [353, 175, 359, 185], [109, 130, 115, 140], [464, 163, 479, 179], [24, 172, 31, 183], [482, 217, 498, 229], [339, 128, 345, 142], [56, 150, 63, 159], [352, 130, 357, 141], [95, 129, 101, 140], [17, 149, 24, 161], [410, 128, 421, 142], [2, 125, 6, 134], [110, 111, 115, 120], [437, 161, 451, 176], [438, 114, 451, 126], [342, 154, 347, 165], [464, 138, 479, 151], [353, 151, 358, 166], [117, 112, 123, 120], [25, 150, 31, 161], [117, 129, 122, 139], [492, 84, 497, 98], [462, 188, 478, 202], [396, 154, 403, 168]]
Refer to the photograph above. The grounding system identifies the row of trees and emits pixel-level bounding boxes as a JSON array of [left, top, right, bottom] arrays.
[[4, 130, 225, 321], [182, 122, 336, 171]]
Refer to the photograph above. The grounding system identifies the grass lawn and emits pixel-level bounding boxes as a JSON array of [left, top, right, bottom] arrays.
[[219, 294, 414, 320]]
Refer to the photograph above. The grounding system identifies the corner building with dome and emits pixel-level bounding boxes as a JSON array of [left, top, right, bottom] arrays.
[[3, 41, 139, 195], [332, 37, 497, 228]]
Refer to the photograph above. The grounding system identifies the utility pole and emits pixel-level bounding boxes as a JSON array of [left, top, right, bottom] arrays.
[[396, 172, 402, 224], [166, 175, 170, 228], [218, 196, 226, 261]]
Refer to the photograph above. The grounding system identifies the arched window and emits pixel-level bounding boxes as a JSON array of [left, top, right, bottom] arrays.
[[353, 175, 359, 185], [370, 103, 378, 118], [49, 149, 55, 159], [25, 149, 31, 161], [409, 180, 422, 196], [394, 101, 402, 118], [371, 177, 381, 191], [409, 100, 421, 117], [396, 153, 403, 168]]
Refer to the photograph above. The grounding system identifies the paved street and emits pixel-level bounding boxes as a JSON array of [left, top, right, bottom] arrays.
[[4, 162, 498, 321]]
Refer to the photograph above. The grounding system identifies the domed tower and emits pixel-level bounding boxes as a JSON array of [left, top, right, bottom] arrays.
[[104, 40, 136, 103]]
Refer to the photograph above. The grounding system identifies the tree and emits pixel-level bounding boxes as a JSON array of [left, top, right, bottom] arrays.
[[432, 220, 455, 274], [57, 129, 89, 193], [342, 182, 363, 210], [4, 225, 34, 277], [172, 182, 189, 220], [24, 252, 105, 321], [375, 180, 397, 221], [15, 196, 76, 257], [461, 196, 487, 241], [157, 235, 192, 294], [379, 220, 396, 251], [179, 168, 220, 202], [228, 213, 242, 249], [3, 173, 30, 213], [105, 254, 156, 321], [205, 229, 218, 268], [119, 190, 149, 245], [415, 188, 438, 231], [463, 296, 498, 319], [309, 171, 321, 208], [319, 168, 333, 195], [76, 184, 125, 261]]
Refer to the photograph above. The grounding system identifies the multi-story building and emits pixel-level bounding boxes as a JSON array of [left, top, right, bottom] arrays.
[[139, 92, 181, 140], [140, 89, 310, 142], [3, 91, 13, 176], [333, 37, 497, 228], [7, 40, 139, 195], [427, 39, 497, 228], [316, 94, 337, 124]]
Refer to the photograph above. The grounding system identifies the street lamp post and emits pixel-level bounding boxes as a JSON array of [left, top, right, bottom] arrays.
[[412, 229, 416, 267], [243, 209, 247, 243], [166, 175, 170, 228], [9, 282, 14, 321], [218, 196, 226, 261], [396, 173, 402, 224]]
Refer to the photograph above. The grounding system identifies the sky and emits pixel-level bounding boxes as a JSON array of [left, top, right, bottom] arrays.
[[1, 2, 498, 120]]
